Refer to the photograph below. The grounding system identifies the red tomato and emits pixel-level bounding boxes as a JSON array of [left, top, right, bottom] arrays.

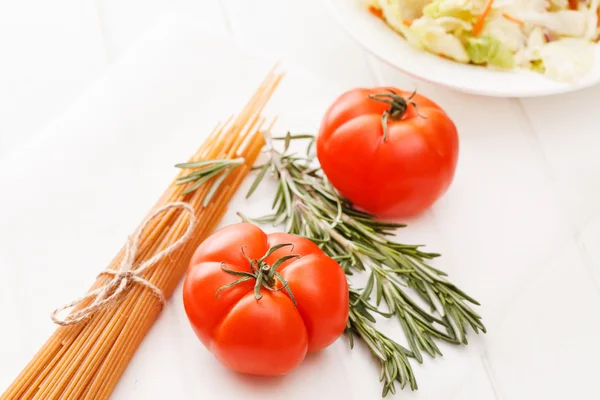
[[316, 87, 459, 218], [183, 223, 349, 376]]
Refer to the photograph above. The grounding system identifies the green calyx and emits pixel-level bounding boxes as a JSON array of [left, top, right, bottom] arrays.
[[215, 243, 300, 306], [368, 91, 423, 142]]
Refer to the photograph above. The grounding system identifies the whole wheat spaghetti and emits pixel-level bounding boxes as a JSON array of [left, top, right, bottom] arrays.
[[1, 68, 283, 400]]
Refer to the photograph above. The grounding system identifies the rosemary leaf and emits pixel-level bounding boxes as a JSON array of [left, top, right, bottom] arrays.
[[240, 133, 485, 396], [246, 163, 270, 199], [175, 158, 243, 169], [203, 168, 233, 207], [175, 158, 243, 197]]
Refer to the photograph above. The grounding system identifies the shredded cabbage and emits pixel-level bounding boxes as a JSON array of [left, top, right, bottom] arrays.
[[411, 17, 470, 62], [539, 38, 596, 82], [367, 0, 599, 82], [422, 0, 480, 21], [466, 35, 515, 68]]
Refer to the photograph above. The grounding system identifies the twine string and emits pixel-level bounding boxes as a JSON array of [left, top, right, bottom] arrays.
[[51, 202, 196, 326]]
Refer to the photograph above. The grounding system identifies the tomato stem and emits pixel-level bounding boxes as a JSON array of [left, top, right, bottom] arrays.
[[215, 244, 300, 306], [368, 90, 423, 141]]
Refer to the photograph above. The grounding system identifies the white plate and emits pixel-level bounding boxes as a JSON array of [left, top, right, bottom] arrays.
[[326, 0, 600, 97]]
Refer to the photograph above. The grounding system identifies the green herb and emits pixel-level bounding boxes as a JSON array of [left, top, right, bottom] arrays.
[[175, 158, 244, 205], [239, 133, 485, 397]]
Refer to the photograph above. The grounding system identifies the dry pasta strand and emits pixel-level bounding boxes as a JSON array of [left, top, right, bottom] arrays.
[[1, 68, 282, 400]]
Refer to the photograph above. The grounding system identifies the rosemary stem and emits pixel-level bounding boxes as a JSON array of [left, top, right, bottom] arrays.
[[240, 133, 485, 397]]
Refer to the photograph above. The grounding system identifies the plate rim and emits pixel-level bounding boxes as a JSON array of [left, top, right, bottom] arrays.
[[326, 0, 600, 98]]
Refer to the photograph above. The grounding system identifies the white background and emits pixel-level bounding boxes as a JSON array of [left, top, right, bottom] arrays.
[[1, 1, 600, 399]]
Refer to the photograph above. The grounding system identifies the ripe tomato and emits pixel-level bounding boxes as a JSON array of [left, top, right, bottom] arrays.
[[183, 223, 349, 376], [316, 87, 459, 218]]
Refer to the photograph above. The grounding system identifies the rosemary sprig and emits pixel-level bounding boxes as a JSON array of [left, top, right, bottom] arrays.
[[175, 158, 244, 205], [239, 133, 485, 397]]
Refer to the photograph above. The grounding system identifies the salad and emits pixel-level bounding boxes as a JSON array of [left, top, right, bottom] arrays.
[[365, 0, 600, 82]]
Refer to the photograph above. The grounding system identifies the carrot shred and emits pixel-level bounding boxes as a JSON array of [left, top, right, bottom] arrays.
[[368, 6, 384, 20], [473, 0, 495, 37], [502, 13, 524, 26], [568, 0, 578, 10], [367, 6, 412, 28]]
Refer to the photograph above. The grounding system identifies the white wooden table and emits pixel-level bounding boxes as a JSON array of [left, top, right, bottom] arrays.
[[1, 1, 600, 399]]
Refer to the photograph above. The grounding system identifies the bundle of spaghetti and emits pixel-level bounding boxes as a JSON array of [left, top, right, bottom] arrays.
[[1, 68, 282, 400]]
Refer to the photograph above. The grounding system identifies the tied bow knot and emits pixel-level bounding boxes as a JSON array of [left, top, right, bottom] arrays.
[[51, 202, 196, 327]]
